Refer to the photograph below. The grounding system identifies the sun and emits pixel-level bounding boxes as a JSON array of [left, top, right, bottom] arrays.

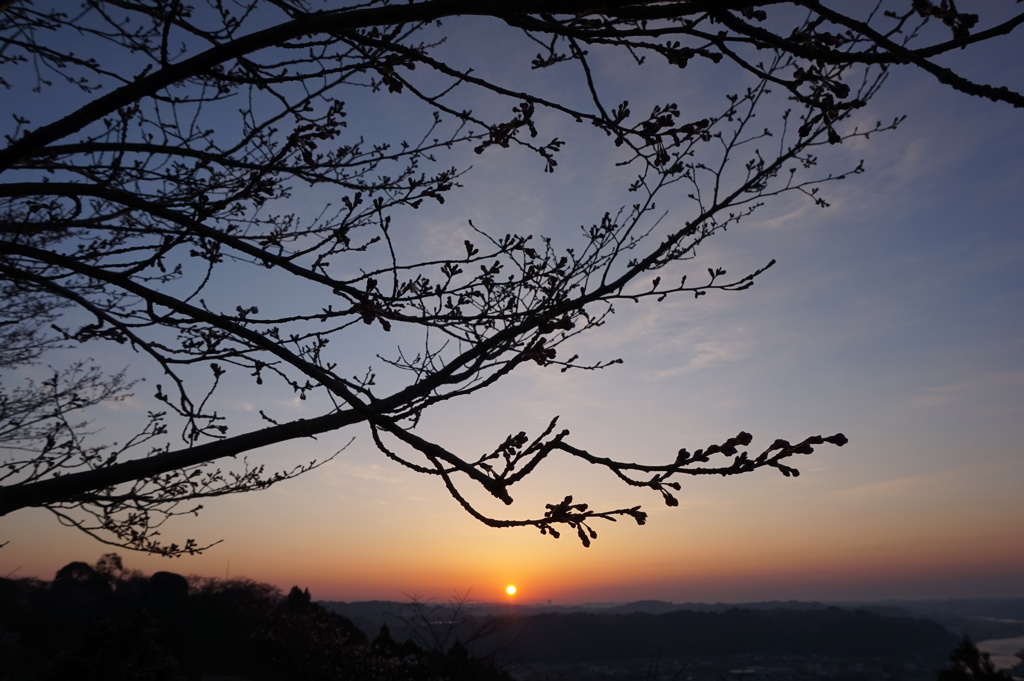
[[505, 585, 517, 596]]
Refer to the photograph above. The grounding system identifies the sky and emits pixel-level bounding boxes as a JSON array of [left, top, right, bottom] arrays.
[[1, 2, 1023, 605]]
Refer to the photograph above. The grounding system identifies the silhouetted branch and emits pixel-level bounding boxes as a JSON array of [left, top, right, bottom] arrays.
[[1, 1, 1019, 552]]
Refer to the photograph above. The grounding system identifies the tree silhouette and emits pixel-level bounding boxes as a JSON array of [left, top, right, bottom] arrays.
[[938, 637, 1014, 681], [2, 555, 503, 681], [1, 1, 1021, 554]]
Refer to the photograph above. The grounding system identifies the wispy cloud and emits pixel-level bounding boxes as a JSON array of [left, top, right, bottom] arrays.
[[333, 462, 406, 485], [648, 334, 755, 379], [909, 371, 1024, 410], [835, 457, 1024, 502], [835, 472, 944, 502]]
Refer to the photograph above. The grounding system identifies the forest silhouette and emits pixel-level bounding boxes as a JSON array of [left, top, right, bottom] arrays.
[[0, 554, 511, 681]]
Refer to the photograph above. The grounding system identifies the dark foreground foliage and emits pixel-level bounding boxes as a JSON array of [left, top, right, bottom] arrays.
[[0, 556, 512, 681]]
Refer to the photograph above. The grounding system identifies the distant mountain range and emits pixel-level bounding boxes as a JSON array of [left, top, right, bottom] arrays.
[[323, 597, 1024, 629], [320, 597, 1024, 666]]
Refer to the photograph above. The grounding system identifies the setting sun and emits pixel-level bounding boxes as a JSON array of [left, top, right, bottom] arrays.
[[505, 585, 517, 596]]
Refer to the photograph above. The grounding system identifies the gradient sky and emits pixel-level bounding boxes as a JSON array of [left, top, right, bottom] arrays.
[[2, 4, 1023, 605]]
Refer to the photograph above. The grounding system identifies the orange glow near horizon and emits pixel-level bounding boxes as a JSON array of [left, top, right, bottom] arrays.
[[3, 502, 1024, 604], [3, 448, 1024, 605]]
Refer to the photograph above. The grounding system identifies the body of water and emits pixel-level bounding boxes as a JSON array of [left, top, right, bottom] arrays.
[[977, 636, 1024, 673]]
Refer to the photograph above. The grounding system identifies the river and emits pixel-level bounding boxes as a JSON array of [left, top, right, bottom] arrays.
[[977, 636, 1024, 673]]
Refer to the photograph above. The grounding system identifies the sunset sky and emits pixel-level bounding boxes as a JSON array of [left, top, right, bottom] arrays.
[[2, 3, 1023, 606]]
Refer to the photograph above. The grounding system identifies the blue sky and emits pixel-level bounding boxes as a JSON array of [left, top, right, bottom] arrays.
[[1, 3, 1023, 603]]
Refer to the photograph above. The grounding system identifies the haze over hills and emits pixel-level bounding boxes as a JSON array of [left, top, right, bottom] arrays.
[[323, 597, 1024, 632], [321, 597, 1024, 668]]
